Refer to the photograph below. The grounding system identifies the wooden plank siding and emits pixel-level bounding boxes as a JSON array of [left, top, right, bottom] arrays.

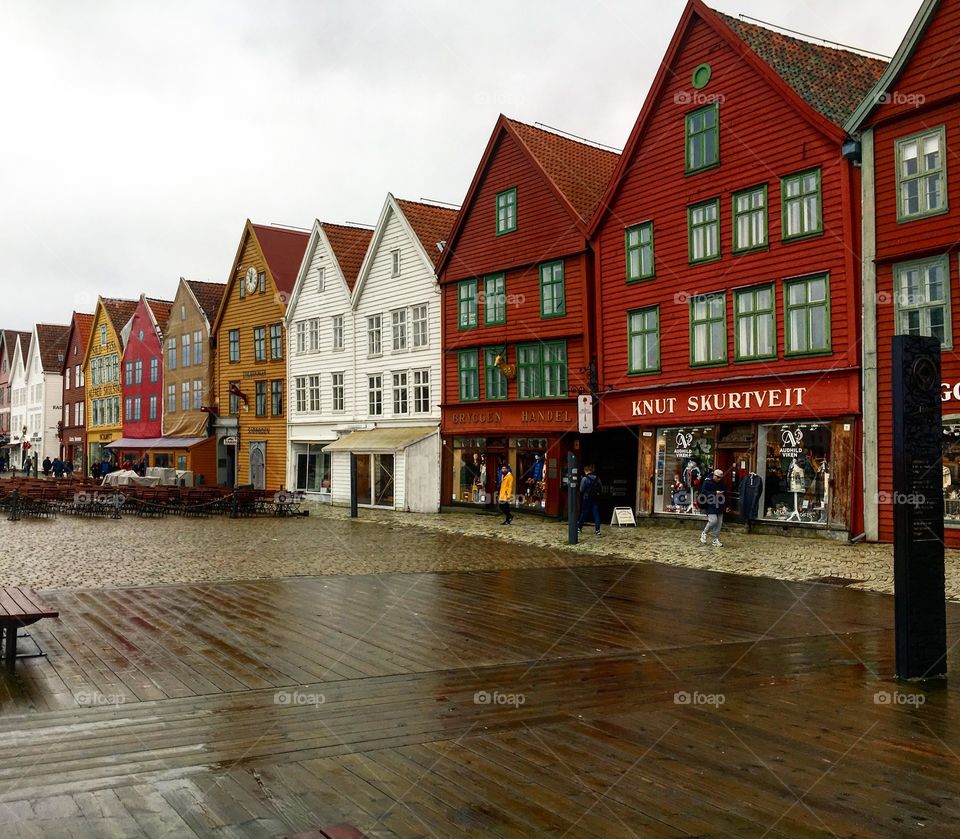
[[84, 302, 128, 467], [213, 231, 290, 491], [594, 15, 860, 398], [860, 0, 960, 544]]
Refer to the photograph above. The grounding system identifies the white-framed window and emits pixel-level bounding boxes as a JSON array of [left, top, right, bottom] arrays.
[[332, 372, 345, 413], [181, 381, 190, 411], [391, 249, 401, 277], [167, 337, 177, 370], [65, 367, 71, 390], [332, 315, 344, 351], [124, 397, 132, 422], [296, 321, 307, 354], [134, 360, 143, 384], [392, 372, 408, 414], [150, 357, 159, 383], [367, 315, 382, 356], [309, 318, 320, 353], [167, 384, 176, 413], [182, 334, 191, 368], [412, 304, 428, 348], [896, 127, 946, 220], [149, 395, 157, 420], [894, 255, 951, 348], [193, 330, 203, 365], [413, 369, 430, 413], [317, 267, 325, 292], [368, 374, 383, 415], [134, 397, 142, 421], [295, 376, 308, 413], [391, 309, 407, 352], [309, 375, 321, 412], [193, 379, 202, 410]]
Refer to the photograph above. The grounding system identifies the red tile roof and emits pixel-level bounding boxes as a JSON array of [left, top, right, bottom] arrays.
[[71, 313, 94, 352], [713, 10, 888, 126], [320, 223, 374, 291], [2, 331, 32, 364], [34, 324, 71, 373], [505, 118, 620, 225], [101, 298, 139, 337], [145, 298, 174, 335], [395, 199, 459, 268], [251, 224, 310, 300], [185, 280, 227, 324]]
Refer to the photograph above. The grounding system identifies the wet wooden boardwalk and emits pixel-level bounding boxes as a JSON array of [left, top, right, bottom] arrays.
[[1, 560, 958, 837]]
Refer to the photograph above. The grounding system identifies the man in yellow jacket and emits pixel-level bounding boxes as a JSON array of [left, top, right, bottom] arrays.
[[498, 464, 515, 525]]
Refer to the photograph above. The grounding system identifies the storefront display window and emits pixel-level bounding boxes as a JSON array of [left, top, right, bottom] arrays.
[[758, 423, 830, 524], [295, 444, 332, 495], [655, 426, 716, 514], [451, 437, 502, 505], [514, 438, 548, 509], [942, 424, 960, 524]]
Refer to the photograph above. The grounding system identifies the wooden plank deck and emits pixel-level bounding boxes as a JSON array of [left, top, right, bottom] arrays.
[[0, 560, 957, 837]]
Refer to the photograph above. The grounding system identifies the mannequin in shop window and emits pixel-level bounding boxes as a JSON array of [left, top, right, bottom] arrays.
[[682, 460, 702, 513], [785, 457, 806, 522]]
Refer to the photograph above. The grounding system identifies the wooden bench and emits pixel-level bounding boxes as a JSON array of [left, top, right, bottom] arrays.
[[0, 587, 59, 667]]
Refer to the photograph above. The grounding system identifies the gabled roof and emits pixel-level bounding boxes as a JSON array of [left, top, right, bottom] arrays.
[[251, 223, 311, 298], [1, 331, 31, 364], [395, 199, 459, 269], [33, 324, 71, 373], [320, 223, 374, 292], [70, 313, 95, 351], [145, 298, 174, 336], [714, 10, 887, 128], [844, 0, 939, 132], [185, 279, 226, 324], [437, 114, 619, 276], [590, 0, 886, 236], [101, 298, 139, 337]]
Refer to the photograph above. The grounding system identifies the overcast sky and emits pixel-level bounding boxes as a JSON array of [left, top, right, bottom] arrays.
[[1, 0, 915, 329]]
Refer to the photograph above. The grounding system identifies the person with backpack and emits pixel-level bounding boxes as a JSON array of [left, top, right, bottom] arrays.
[[577, 464, 603, 536], [699, 468, 727, 547]]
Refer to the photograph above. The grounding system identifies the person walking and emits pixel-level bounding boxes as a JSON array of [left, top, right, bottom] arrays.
[[42, 457, 52, 478], [498, 464, 515, 525], [699, 468, 727, 547], [577, 464, 603, 536]]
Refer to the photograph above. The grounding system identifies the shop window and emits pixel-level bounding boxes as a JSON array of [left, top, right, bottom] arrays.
[[458, 280, 478, 330], [517, 341, 567, 399], [784, 275, 830, 356], [539, 261, 565, 318], [373, 453, 395, 507], [894, 255, 951, 348], [688, 199, 720, 263], [484, 274, 506, 325], [484, 348, 508, 399], [685, 103, 719, 172], [496, 187, 517, 235], [515, 440, 548, 510], [896, 126, 946, 220], [690, 293, 726, 366], [758, 423, 830, 524], [655, 426, 716, 514], [295, 445, 331, 494], [628, 307, 659, 374], [458, 350, 479, 402], [450, 438, 505, 505], [177, 455, 188, 471], [734, 284, 776, 361], [625, 222, 654, 282], [781, 169, 822, 240], [732, 185, 767, 252]]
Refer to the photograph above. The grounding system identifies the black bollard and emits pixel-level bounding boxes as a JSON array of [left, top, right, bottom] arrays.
[[230, 490, 239, 519], [568, 452, 578, 545], [8, 490, 20, 522], [350, 453, 358, 518]]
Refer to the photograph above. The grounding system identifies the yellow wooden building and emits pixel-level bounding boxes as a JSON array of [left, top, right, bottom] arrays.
[[83, 297, 138, 473], [211, 221, 309, 490]]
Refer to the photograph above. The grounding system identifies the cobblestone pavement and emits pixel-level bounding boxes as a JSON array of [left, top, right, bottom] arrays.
[[0, 498, 956, 596]]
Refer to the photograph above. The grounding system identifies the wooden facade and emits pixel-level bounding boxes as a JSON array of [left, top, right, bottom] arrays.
[[211, 221, 308, 490], [437, 116, 619, 517], [0, 330, 30, 448], [849, 0, 960, 543], [118, 296, 171, 448], [59, 313, 93, 471], [590, 0, 885, 536]]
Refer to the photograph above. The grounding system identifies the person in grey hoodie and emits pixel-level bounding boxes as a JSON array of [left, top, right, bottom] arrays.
[[698, 468, 727, 547]]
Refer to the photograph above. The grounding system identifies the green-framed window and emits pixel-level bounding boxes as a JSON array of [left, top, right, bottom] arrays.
[[896, 127, 947, 220], [484, 347, 508, 399], [458, 350, 479, 401], [539, 261, 566, 318], [483, 274, 506, 325], [457, 279, 478, 330], [781, 169, 822, 240], [688, 199, 720, 263], [733, 185, 767, 252], [690, 293, 726, 366], [734, 284, 776, 361], [517, 341, 567, 399], [685, 104, 719, 172], [894, 255, 951, 348], [496, 187, 517, 235], [625, 222, 654, 281], [628, 307, 659, 374], [784, 274, 830, 355]]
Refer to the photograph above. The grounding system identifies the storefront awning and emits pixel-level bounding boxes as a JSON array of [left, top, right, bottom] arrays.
[[105, 436, 209, 450], [323, 426, 437, 453]]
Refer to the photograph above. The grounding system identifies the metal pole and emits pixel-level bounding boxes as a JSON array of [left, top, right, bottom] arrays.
[[350, 453, 358, 518], [567, 451, 578, 545]]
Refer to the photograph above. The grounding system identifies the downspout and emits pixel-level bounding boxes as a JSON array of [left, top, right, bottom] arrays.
[[860, 128, 880, 542]]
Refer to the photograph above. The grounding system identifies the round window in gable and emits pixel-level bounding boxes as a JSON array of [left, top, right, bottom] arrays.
[[691, 63, 712, 90]]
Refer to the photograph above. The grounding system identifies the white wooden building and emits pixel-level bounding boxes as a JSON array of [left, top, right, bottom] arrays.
[[7, 334, 29, 469], [285, 195, 456, 512], [23, 324, 70, 467]]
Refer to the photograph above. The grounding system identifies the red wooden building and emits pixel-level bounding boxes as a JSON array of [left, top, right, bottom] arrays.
[[111, 295, 173, 468], [60, 312, 94, 471], [437, 115, 621, 517], [846, 0, 960, 544], [589, 0, 886, 537]]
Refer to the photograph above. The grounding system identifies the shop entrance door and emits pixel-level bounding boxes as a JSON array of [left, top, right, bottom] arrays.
[[356, 454, 371, 505], [715, 447, 752, 520], [249, 442, 266, 490], [373, 453, 395, 507]]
